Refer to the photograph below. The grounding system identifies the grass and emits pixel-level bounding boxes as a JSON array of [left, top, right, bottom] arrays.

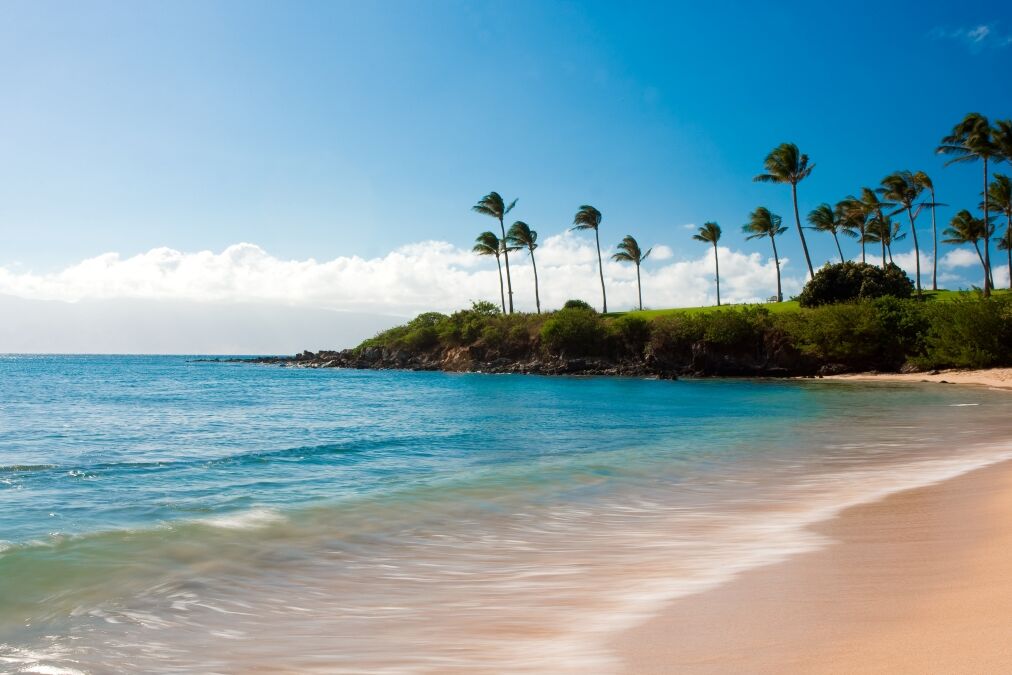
[[606, 288, 1009, 320]]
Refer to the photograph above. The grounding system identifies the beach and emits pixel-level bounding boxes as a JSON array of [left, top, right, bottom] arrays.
[[824, 367, 1012, 391], [617, 426, 1012, 673]]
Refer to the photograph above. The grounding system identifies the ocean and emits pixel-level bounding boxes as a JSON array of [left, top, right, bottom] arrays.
[[1, 355, 1010, 673]]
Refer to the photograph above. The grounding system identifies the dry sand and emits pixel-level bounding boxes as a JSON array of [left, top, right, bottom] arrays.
[[823, 367, 1012, 391], [615, 457, 1012, 673]]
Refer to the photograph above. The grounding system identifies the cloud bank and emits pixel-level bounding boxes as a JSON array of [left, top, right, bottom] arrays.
[[0, 233, 802, 314]]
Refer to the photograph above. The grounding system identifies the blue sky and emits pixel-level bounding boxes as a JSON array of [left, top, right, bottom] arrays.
[[0, 2, 1011, 350], [2, 0, 1010, 269]]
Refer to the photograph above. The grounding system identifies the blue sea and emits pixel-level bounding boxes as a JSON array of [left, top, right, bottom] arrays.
[[1, 355, 1010, 673]]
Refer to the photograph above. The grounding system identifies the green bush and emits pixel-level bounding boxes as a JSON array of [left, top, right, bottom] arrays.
[[700, 308, 769, 348], [609, 314, 651, 357], [562, 299, 595, 312], [798, 262, 913, 307], [540, 307, 606, 356], [917, 295, 1012, 368], [648, 314, 705, 361], [776, 302, 903, 368]]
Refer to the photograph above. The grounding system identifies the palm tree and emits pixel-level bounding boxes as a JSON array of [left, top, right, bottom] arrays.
[[754, 143, 816, 279], [806, 203, 848, 263], [692, 222, 723, 306], [879, 171, 925, 294], [472, 192, 518, 312], [839, 196, 870, 263], [943, 210, 992, 285], [986, 174, 1011, 290], [611, 235, 651, 311], [472, 231, 506, 313], [858, 188, 894, 269], [572, 205, 608, 312], [506, 221, 542, 314], [743, 206, 788, 302], [912, 171, 943, 291], [937, 113, 999, 296], [998, 225, 1012, 291]]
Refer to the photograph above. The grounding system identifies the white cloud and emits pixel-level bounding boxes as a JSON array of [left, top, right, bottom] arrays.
[[929, 23, 1011, 50], [0, 235, 795, 315], [940, 247, 981, 269]]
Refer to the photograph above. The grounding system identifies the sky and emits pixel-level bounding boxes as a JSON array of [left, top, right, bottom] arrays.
[[1, 0, 1011, 352]]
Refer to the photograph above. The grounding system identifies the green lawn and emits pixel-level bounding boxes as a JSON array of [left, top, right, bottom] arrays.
[[606, 288, 1009, 320]]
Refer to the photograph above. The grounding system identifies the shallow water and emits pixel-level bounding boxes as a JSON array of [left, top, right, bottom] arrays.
[[1, 356, 1010, 673]]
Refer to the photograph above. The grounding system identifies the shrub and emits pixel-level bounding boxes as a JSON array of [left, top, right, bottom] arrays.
[[608, 314, 651, 357], [540, 307, 606, 356], [798, 262, 913, 307], [648, 314, 705, 361], [776, 302, 903, 369], [700, 308, 769, 348], [562, 299, 595, 312], [917, 295, 1012, 368]]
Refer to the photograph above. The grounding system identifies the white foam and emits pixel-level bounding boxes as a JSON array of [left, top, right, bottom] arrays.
[[198, 507, 286, 530]]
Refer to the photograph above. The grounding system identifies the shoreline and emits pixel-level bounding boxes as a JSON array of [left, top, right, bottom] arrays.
[[614, 454, 1012, 673], [821, 367, 1012, 391]]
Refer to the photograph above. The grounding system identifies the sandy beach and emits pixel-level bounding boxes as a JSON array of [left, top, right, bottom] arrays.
[[823, 367, 1012, 391], [616, 454, 1012, 673]]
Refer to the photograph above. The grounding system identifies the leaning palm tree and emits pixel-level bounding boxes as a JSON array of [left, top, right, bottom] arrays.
[[937, 113, 999, 296], [692, 222, 723, 305], [985, 174, 1011, 290], [472, 231, 506, 313], [572, 205, 608, 312], [879, 171, 925, 294], [806, 203, 849, 263], [472, 192, 518, 312], [839, 196, 870, 262], [611, 235, 651, 311], [858, 188, 894, 269], [754, 143, 816, 279], [743, 207, 788, 302], [912, 171, 944, 290], [943, 210, 992, 285], [506, 221, 542, 314]]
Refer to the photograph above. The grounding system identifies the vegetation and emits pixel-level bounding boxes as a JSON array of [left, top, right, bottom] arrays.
[[572, 205, 607, 313], [692, 222, 722, 306], [611, 235, 651, 311], [354, 291, 1012, 374], [743, 207, 787, 302], [472, 192, 519, 312], [507, 221, 542, 314], [754, 142, 816, 279], [796, 262, 913, 308]]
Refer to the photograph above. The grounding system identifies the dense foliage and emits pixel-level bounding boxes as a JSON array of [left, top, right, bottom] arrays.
[[797, 262, 914, 307], [355, 294, 1012, 373]]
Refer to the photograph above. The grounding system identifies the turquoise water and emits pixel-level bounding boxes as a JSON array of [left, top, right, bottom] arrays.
[[1, 356, 1010, 673]]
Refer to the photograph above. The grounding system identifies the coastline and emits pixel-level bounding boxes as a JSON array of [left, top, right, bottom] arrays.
[[821, 367, 1012, 391], [614, 454, 1012, 673]]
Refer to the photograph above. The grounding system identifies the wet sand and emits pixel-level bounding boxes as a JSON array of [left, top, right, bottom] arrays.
[[615, 457, 1012, 673], [824, 367, 1012, 391]]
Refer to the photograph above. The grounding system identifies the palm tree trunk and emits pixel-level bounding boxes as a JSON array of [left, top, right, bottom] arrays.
[[832, 231, 843, 263], [495, 254, 506, 313], [770, 235, 783, 302], [594, 228, 607, 313], [982, 159, 991, 298], [907, 206, 921, 295], [498, 217, 514, 313], [887, 244, 894, 265], [881, 239, 886, 269], [791, 183, 815, 279], [530, 249, 541, 314], [635, 263, 643, 311], [930, 188, 938, 291], [712, 242, 721, 306], [1007, 242, 1011, 291], [860, 228, 866, 264], [972, 241, 987, 285]]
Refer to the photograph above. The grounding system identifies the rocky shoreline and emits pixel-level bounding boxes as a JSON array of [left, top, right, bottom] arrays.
[[206, 340, 860, 378]]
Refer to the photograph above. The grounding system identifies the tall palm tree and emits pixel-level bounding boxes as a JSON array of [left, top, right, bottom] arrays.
[[472, 192, 518, 312], [937, 113, 999, 296], [692, 222, 723, 305], [472, 231, 506, 313], [572, 205, 607, 312], [943, 210, 992, 285], [806, 203, 848, 263], [879, 171, 925, 294], [743, 206, 788, 302], [912, 171, 943, 290], [986, 174, 1011, 290], [506, 221, 542, 314], [839, 196, 870, 263], [754, 143, 816, 279], [611, 235, 651, 311]]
